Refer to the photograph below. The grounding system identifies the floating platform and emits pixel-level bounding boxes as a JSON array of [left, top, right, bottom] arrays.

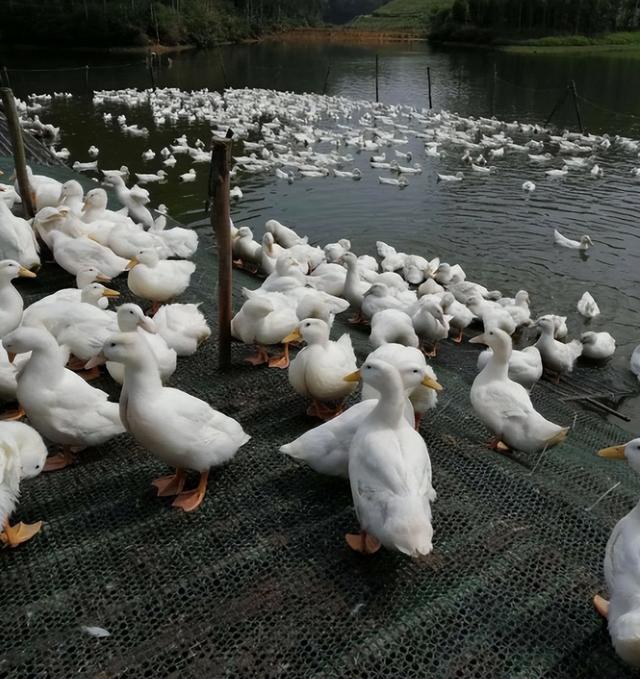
[[1, 162, 637, 678]]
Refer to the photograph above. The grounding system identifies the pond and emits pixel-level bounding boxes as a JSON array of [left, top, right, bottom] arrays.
[[2, 40, 640, 432]]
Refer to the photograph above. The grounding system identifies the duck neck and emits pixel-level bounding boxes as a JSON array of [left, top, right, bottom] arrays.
[[370, 371, 405, 427], [0, 278, 20, 308], [21, 343, 66, 384], [123, 348, 162, 398], [482, 342, 510, 381]]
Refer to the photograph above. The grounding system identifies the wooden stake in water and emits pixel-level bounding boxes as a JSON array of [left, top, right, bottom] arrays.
[[544, 85, 569, 128], [322, 64, 331, 96], [427, 66, 433, 110], [0, 87, 35, 219], [209, 133, 233, 369], [219, 50, 229, 89], [148, 53, 157, 91], [1, 66, 10, 89], [375, 54, 379, 103], [570, 80, 584, 134], [84, 64, 90, 93]]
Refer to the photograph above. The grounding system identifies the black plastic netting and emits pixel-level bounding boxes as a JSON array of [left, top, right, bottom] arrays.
[[1, 163, 638, 678]]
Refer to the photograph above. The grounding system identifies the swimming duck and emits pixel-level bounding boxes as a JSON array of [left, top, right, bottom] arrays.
[[581, 331, 616, 360], [280, 351, 440, 477], [378, 176, 408, 188], [554, 229, 593, 250], [344, 359, 436, 555], [284, 318, 357, 419], [594, 439, 640, 667], [135, 170, 168, 184], [369, 309, 419, 349], [179, 169, 197, 183], [0, 260, 36, 338], [437, 172, 463, 182], [577, 291, 600, 318], [470, 328, 568, 452], [0, 421, 47, 547], [101, 332, 249, 511], [535, 316, 582, 380], [127, 248, 196, 313], [0, 201, 40, 271], [3, 327, 125, 470], [522, 181, 536, 192]]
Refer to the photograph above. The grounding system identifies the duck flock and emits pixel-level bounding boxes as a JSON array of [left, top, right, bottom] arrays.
[[2, 85, 640, 668]]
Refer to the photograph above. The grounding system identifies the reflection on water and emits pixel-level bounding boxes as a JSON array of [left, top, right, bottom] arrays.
[[3, 41, 640, 431]]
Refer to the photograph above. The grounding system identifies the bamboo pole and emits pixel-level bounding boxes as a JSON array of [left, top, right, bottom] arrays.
[[569, 80, 584, 134], [209, 134, 233, 370], [0, 87, 35, 219], [148, 53, 157, 91], [1, 66, 10, 89], [322, 64, 331, 96], [219, 50, 228, 89], [427, 66, 433, 110], [544, 85, 570, 128], [375, 54, 379, 103]]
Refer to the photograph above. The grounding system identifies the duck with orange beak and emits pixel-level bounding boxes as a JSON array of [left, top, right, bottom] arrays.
[[0, 260, 36, 340], [285, 318, 357, 420], [593, 439, 640, 668]]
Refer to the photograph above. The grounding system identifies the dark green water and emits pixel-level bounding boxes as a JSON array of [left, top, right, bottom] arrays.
[[2, 41, 640, 431]]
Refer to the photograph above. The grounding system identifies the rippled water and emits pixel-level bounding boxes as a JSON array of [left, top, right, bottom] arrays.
[[3, 41, 640, 431]]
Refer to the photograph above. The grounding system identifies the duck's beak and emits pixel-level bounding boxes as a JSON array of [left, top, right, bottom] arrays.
[[422, 375, 443, 391], [282, 328, 302, 344], [597, 444, 626, 460], [95, 273, 111, 283], [126, 257, 139, 270], [18, 267, 37, 278], [6, 352, 16, 363], [101, 288, 120, 298], [84, 352, 106, 369], [87, 235, 101, 243], [343, 369, 361, 383], [469, 334, 487, 345]]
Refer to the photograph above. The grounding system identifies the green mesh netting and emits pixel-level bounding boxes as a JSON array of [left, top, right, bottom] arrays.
[[1, 162, 637, 678]]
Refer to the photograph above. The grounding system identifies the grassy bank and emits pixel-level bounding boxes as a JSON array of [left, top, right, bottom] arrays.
[[349, 0, 451, 32]]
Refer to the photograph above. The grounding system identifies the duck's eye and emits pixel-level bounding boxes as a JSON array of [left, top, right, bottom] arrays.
[[110, 342, 116, 348], [305, 322, 311, 327], [130, 310, 134, 314], [35, 464, 40, 470], [413, 369, 419, 373]]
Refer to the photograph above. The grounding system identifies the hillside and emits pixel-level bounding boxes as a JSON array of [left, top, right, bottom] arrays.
[[350, 0, 453, 32]]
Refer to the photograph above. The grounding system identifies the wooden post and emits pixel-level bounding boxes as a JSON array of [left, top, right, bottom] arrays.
[[569, 80, 584, 134], [219, 50, 228, 89], [427, 66, 433, 110], [322, 64, 331, 95], [375, 54, 379, 102], [544, 85, 570, 128], [490, 63, 497, 116], [84, 65, 90, 93], [148, 53, 157, 91], [1, 66, 10, 89], [0, 87, 34, 219], [209, 134, 233, 370]]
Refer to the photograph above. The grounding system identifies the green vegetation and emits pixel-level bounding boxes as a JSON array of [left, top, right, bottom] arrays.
[[350, 0, 453, 32], [0, 0, 327, 48], [430, 0, 640, 46]]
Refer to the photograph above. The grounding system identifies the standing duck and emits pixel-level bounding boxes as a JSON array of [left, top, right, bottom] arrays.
[[0, 260, 36, 338], [101, 332, 249, 511]]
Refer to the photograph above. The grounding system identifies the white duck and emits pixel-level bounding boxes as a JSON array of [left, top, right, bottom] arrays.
[[342, 252, 372, 322], [0, 201, 40, 270], [324, 239, 351, 263], [101, 332, 249, 512], [99, 304, 177, 385], [231, 295, 298, 369], [535, 316, 582, 380], [280, 352, 441, 477], [581, 331, 616, 360], [361, 344, 442, 429], [595, 439, 640, 668], [232, 227, 261, 270], [0, 260, 36, 337], [412, 297, 450, 357], [537, 314, 568, 340], [3, 327, 125, 470], [470, 328, 568, 452], [264, 219, 306, 249], [344, 358, 435, 555], [362, 283, 406, 320], [369, 309, 419, 349], [467, 294, 516, 335], [127, 248, 196, 313], [81, 188, 130, 225], [284, 318, 357, 419], [149, 216, 198, 259], [440, 291, 474, 342], [152, 303, 211, 356], [630, 346, 640, 382], [477, 345, 543, 391], [0, 421, 47, 547], [554, 229, 593, 250], [49, 229, 129, 278], [577, 291, 600, 318], [103, 175, 154, 228]]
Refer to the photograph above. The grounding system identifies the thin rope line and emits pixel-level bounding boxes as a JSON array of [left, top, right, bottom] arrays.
[[4, 61, 146, 73], [494, 74, 564, 94], [575, 93, 640, 120]]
